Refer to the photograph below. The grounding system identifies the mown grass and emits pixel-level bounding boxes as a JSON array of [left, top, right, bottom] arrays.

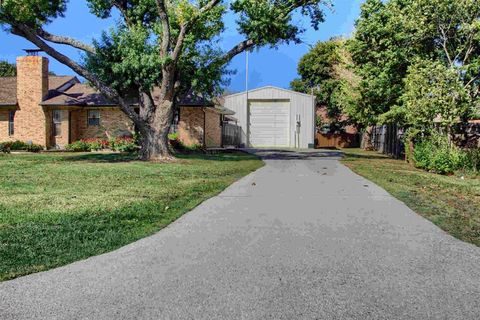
[[0, 151, 263, 281], [341, 148, 480, 247]]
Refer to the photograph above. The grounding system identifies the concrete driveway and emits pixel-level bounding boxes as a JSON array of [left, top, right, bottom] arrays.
[[1, 149, 480, 319]]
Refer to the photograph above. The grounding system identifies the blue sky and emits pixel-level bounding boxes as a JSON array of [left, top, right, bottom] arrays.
[[0, 1, 363, 92]]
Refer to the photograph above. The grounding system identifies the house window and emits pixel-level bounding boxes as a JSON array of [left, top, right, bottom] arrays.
[[8, 111, 15, 136], [53, 110, 62, 136], [88, 110, 100, 126]]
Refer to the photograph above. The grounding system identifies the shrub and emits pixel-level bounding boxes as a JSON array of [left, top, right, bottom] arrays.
[[412, 134, 462, 174], [66, 140, 91, 152], [10, 140, 28, 150], [109, 137, 138, 153], [0, 142, 11, 153], [167, 132, 205, 152], [0, 140, 43, 153], [80, 138, 106, 151], [79, 138, 110, 151], [411, 140, 433, 170], [430, 148, 462, 174], [460, 147, 480, 173], [66, 137, 138, 153], [183, 143, 203, 152], [25, 144, 43, 153]]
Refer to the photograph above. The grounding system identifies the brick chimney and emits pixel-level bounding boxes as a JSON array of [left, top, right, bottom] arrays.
[[14, 56, 50, 146]]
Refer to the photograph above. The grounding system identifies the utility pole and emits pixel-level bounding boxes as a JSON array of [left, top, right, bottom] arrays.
[[246, 50, 249, 147]]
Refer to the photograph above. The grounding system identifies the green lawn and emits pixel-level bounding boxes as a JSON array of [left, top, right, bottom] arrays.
[[341, 148, 480, 247], [0, 151, 263, 281]]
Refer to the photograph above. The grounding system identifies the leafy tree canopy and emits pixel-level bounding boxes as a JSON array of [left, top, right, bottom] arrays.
[[402, 59, 474, 132], [349, 0, 480, 132], [291, 38, 360, 132], [0, 60, 16, 76]]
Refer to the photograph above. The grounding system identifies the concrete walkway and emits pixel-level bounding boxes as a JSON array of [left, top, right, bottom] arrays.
[[1, 149, 480, 319]]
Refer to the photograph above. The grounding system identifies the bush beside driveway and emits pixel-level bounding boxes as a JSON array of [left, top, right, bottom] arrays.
[[0, 152, 263, 281]]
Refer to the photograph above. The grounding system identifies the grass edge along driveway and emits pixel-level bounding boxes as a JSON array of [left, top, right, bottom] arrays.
[[0, 151, 263, 281], [341, 148, 480, 247]]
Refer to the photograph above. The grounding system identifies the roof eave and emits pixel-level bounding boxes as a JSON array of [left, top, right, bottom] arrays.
[[40, 103, 119, 107], [0, 104, 18, 109], [178, 103, 215, 108], [224, 85, 316, 99]]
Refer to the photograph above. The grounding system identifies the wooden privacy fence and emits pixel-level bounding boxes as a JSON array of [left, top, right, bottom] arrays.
[[315, 133, 360, 149], [222, 123, 242, 147], [362, 124, 405, 159]]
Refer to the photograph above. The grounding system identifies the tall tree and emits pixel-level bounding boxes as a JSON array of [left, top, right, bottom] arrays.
[[403, 60, 473, 136], [401, 0, 480, 125], [291, 38, 360, 132], [347, 0, 418, 138], [0, 0, 331, 160], [348, 0, 480, 148], [0, 60, 16, 76]]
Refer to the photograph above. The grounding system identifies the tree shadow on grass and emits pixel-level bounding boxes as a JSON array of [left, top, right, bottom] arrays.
[[342, 151, 390, 160], [175, 150, 259, 162], [63, 150, 257, 163], [64, 153, 138, 163]]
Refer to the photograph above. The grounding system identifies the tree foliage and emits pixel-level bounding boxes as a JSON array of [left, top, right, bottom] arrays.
[[348, 0, 480, 142], [347, 0, 418, 127], [291, 38, 360, 132], [403, 60, 473, 133], [0, 60, 16, 76]]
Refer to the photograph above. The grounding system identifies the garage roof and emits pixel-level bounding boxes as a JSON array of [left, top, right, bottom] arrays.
[[224, 86, 315, 99]]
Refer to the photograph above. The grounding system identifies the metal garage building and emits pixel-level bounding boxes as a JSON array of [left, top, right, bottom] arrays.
[[224, 86, 316, 149]]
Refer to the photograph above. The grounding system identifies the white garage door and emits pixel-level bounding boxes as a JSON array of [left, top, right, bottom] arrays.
[[249, 101, 290, 147]]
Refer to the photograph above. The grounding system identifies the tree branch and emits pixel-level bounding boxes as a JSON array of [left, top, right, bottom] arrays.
[[11, 23, 142, 126], [35, 28, 95, 54], [199, 0, 222, 15], [171, 25, 187, 62], [438, 25, 453, 67], [170, 0, 221, 63], [139, 88, 156, 122], [220, 39, 255, 64], [155, 0, 170, 57]]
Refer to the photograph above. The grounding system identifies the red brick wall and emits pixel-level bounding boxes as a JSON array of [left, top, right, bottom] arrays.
[[73, 108, 134, 141], [0, 110, 11, 140], [205, 109, 221, 147], [49, 109, 71, 148], [178, 107, 222, 148], [178, 107, 204, 147], [0, 56, 49, 147]]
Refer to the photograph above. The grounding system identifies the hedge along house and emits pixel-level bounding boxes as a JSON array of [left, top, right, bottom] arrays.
[[0, 54, 229, 149], [224, 86, 316, 148]]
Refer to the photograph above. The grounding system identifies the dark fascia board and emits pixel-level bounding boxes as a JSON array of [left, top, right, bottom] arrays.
[[41, 104, 118, 108], [0, 104, 18, 109], [178, 103, 215, 107]]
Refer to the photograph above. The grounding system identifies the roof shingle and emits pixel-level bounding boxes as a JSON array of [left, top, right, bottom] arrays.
[[0, 76, 77, 106], [0, 77, 17, 106], [41, 83, 116, 106]]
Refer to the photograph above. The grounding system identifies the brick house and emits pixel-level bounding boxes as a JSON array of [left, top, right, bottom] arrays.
[[0, 55, 230, 149]]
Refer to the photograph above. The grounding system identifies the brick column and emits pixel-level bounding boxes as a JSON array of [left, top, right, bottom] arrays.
[[15, 56, 49, 147]]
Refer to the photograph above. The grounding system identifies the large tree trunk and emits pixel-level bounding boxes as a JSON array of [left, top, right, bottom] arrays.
[[138, 99, 175, 162], [362, 126, 375, 151]]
